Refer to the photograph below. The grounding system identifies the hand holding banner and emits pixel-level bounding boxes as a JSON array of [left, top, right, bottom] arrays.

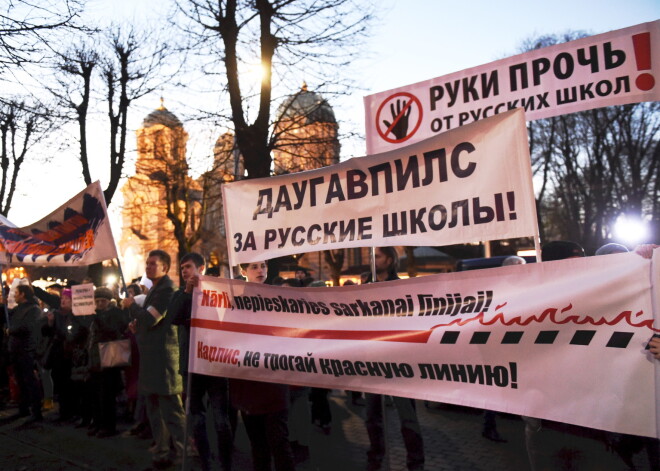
[[72, 283, 96, 316]]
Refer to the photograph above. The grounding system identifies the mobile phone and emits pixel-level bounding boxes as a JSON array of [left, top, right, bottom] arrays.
[[645, 333, 660, 350]]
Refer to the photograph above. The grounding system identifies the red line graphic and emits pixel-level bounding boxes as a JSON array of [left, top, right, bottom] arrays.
[[429, 303, 658, 332], [191, 318, 433, 343], [193, 303, 658, 344]]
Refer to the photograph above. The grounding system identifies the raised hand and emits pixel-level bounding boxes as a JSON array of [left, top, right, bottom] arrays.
[[383, 99, 411, 140]]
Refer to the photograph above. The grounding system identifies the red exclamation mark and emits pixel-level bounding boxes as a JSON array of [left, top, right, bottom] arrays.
[[632, 32, 655, 91]]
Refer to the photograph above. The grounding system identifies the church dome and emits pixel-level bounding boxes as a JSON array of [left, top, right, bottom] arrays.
[[276, 83, 336, 125], [142, 100, 183, 129]]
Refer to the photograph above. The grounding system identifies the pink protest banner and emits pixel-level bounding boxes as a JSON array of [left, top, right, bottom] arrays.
[[364, 21, 660, 154], [190, 250, 660, 438], [0, 181, 118, 266], [223, 109, 538, 265]]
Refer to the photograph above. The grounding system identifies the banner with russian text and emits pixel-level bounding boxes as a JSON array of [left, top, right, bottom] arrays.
[[364, 20, 660, 154], [72, 283, 96, 316], [0, 181, 118, 266], [223, 109, 537, 265], [190, 250, 660, 438]]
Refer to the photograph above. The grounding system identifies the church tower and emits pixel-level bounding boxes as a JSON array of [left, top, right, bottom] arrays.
[[119, 100, 189, 282], [271, 84, 342, 281], [272, 83, 340, 174]]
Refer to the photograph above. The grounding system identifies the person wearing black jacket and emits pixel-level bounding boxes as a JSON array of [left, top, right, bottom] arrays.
[[40, 288, 76, 421], [7, 284, 43, 422], [172, 252, 234, 471], [364, 248, 424, 471], [88, 287, 129, 437], [231, 261, 295, 471], [122, 249, 184, 469]]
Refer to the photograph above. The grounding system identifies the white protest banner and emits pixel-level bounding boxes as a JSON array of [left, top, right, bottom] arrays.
[[72, 283, 96, 316], [223, 109, 537, 265], [364, 21, 660, 154], [0, 181, 118, 266], [190, 250, 660, 438]]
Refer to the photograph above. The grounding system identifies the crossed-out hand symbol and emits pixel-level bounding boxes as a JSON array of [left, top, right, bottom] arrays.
[[383, 99, 411, 140]]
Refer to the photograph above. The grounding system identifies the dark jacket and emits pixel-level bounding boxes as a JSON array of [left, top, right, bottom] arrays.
[[170, 289, 193, 375], [129, 275, 180, 395], [33, 286, 61, 310], [41, 309, 78, 357], [7, 301, 41, 355], [230, 378, 290, 415], [228, 281, 289, 415], [40, 309, 76, 368], [88, 306, 129, 371], [69, 314, 94, 382]]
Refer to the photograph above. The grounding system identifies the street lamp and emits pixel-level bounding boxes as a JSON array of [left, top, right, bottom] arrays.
[[105, 274, 118, 287], [613, 214, 648, 246]]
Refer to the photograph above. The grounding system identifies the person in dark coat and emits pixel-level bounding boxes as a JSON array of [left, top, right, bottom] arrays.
[[364, 248, 424, 471], [40, 288, 76, 421], [231, 261, 295, 471], [7, 284, 43, 422], [122, 249, 184, 469], [87, 287, 129, 437], [172, 252, 235, 471]]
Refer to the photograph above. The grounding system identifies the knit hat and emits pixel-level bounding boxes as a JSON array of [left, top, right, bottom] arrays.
[[62, 288, 72, 298], [541, 241, 585, 261], [94, 286, 114, 300]]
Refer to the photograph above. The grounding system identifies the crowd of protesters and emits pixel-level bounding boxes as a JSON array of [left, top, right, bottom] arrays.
[[0, 242, 658, 471]]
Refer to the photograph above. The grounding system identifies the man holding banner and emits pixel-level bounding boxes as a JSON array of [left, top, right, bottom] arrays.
[[123, 250, 185, 469], [365, 247, 424, 471], [171, 252, 234, 471]]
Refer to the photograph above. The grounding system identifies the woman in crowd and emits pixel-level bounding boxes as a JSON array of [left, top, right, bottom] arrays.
[[230, 261, 296, 471], [87, 287, 129, 437]]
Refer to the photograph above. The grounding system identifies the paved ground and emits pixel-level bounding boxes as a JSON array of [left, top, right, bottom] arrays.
[[0, 390, 655, 471]]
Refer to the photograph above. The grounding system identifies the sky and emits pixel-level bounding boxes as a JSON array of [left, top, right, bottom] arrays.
[[9, 0, 660, 227]]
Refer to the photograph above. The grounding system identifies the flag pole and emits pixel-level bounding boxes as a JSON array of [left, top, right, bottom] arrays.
[[114, 258, 129, 296], [0, 265, 8, 329]]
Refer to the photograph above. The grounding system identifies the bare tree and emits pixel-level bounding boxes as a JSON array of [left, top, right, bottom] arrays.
[[531, 103, 659, 251], [176, 0, 373, 179], [523, 33, 659, 251], [0, 99, 54, 215], [605, 103, 660, 219], [48, 46, 99, 184], [0, 0, 84, 72], [51, 26, 173, 206]]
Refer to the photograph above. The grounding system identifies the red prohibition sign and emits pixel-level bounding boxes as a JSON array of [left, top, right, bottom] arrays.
[[375, 92, 423, 144]]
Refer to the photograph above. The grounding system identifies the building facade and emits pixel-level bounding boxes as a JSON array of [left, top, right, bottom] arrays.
[[119, 85, 342, 284]]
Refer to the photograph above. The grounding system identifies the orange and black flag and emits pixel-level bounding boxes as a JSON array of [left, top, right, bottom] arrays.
[[0, 181, 118, 266]]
